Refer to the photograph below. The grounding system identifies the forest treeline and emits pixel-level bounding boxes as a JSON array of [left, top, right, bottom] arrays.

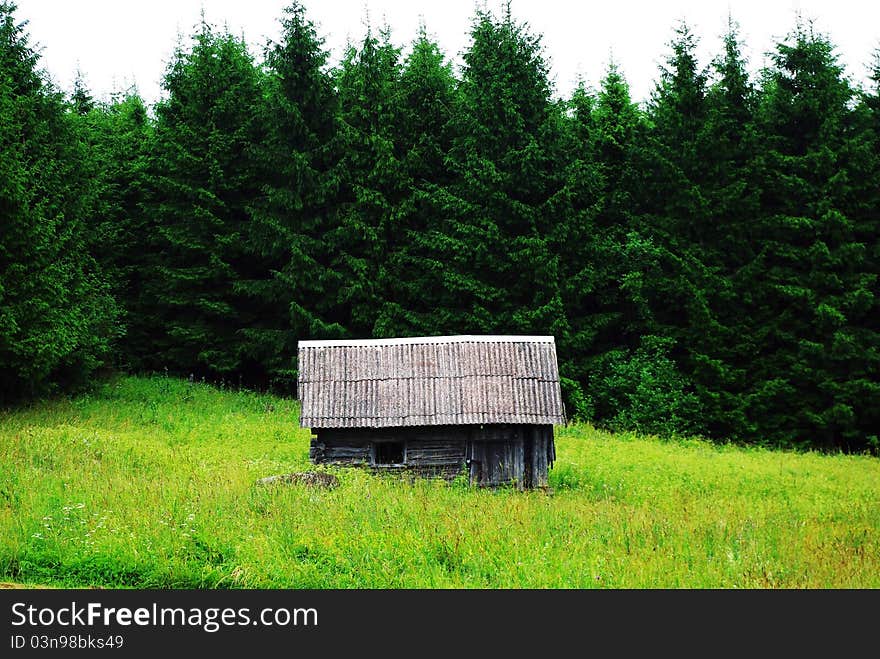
[[1, 1, 878, 452]]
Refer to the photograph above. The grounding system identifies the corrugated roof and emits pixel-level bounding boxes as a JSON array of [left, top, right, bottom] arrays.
[[298, 335, 566, 428]]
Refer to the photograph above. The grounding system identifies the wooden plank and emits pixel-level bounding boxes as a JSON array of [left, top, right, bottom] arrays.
[[407, 446, 466, 457], [321, 447, 371, 459], [311, 424, 553, 489]]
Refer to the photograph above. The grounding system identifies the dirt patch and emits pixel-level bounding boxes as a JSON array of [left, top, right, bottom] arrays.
[[0, 582, 54, 589], [256, 471, 339, 489]]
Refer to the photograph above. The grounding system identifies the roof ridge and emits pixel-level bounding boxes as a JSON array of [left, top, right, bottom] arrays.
[[299, 334, 556, 348], [298, 375, 561, 382]]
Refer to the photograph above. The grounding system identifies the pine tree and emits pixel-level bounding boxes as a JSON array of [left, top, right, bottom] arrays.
[[143, 19, 265, 380], [637, 22, 732, 437], [827, 45, 880, 452], [420, 6, 566, 337], [649, 21, 710, 241], [71, 67, 94, 115], [592, 62, 645, 235], [579, 61, 701, 434], [0, 1, 119, 401], [703, 17, 761, 272], [71, 90, 153, 370], [332, 23, 407, 337], [746, 20, 877, 450], [861, 49, 880, 451], [546, 80, 601, 417], [372, 24, 459, 337], [862, 51, 880, 309], [246, 1, 345, 389], [698, 18, 764, 438]]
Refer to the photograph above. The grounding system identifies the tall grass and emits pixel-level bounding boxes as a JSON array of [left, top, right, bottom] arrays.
[[1, 374, 877, 588]]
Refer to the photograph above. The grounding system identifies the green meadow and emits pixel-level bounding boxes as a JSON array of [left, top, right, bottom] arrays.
[[1, 375, 877, 588]]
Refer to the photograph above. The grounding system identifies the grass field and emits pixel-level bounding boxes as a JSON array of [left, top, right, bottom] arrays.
[[1, 374, 878, 588]]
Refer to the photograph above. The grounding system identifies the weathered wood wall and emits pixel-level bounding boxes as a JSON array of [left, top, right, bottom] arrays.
[[310, 424, 555, 489], [466, 425, 554, 489]]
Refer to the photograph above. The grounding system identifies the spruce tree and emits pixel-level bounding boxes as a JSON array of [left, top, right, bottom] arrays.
[[747, 21, 876, 450], [703, 18, 761, 272], [332, 24, 407, 337], [639, 22, 731, 437], [71, 68, 94, 115], [246, 1, 345, 389], [422, 7, 566, 336], [547, 80, 602, 417], [581, 61, 701, 434], [824, 46, 880, 452], [0, 1, 119, 401], [69, 90, 153, 370], [372, 24, 459, 337], [648, 20, 710, 247], [698, 18, 764, 438], [143, 19, 265, 380], [861, 50, 880, 451]]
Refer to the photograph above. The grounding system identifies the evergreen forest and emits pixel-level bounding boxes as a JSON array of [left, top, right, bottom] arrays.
[[2, 1, 878, 453]]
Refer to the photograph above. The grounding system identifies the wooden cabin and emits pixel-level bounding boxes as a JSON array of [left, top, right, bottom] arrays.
[[297, 335, 566, 489]]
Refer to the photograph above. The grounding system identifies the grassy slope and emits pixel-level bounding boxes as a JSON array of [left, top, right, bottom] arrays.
[[0, 375, 877, 588]]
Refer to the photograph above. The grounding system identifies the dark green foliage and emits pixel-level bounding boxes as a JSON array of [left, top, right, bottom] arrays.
[[140, 20, 265, 381], [557, 63, 701, 430], [845, 49, 880, 453], [547, 80, 602, 417], [693, 20, 763, 439], [640, 22, 735, 438], [3, 1, 878, 452], [70, 90, 153, 370], [0, 2, 119, 402], [702, 19, 761, 274], [332, 24, 408, 337], [650, 21, 710, 206], [588, 335, 702, 437], [70, 69, 94, 115], [420, 8, 566, 337], [741, 22, 879, 451], [372, 25, 459, 337], [246, 1, 345, 389]]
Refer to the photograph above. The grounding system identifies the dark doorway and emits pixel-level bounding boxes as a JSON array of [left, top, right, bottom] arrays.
[[374, 441, 405, 465]]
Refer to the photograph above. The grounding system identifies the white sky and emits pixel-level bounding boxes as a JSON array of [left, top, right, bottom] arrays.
[[13, 0, 880, 107]]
